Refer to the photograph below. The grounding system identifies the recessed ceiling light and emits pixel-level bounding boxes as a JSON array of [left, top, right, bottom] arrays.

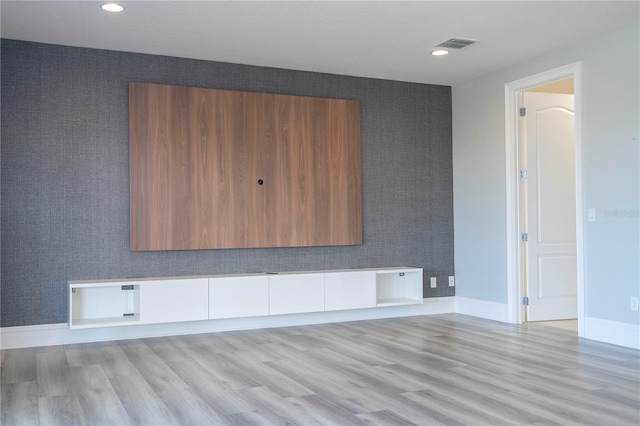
[[101, 3, 125, 13], [431, 49, 449, 56]]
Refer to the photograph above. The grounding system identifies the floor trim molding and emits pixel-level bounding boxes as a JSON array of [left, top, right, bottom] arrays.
[[584, 317, 640, 349], [455, 297, 510, 323], [0, 297, 455, 349], [4, 298, 636, 350]]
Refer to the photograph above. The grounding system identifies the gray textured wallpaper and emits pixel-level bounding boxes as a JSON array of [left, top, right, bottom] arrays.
[[1, 39, 454, 327]]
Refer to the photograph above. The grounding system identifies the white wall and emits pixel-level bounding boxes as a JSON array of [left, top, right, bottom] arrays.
[[453, 23, 639, 325]]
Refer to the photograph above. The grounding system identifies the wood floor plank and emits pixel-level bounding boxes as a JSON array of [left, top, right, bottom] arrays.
[[372, 363, 507, 395], [145, 338, 254, 415], [242, 341, 306, 362], [560, 365, 640, 392], [238, 386, 321, 425], [223, 410, 279, 426], [38, 394, 86, 425], [303, 332, 398, 366], [355, 409, 418, 426], [489, 389, 611, 426], [1, 381, 39, 426], [593, 385, 640, 408], [179, 346, 262, 390], [117, 340, 190, 393], [220, 344, 286, 364], [285, 394, 366, 425], [217, 352, 315, 397], [433, 332, 580, 371], [266, 358, 387, 414], [64, 341, 109, 367], [155, 386, 226, 425], [505, 372, 640, 424], [1, 313, 638, 425], [36, 349, 74, 397], [403, 337, 528, 375], [450, 362, 639, 424], [1, 348, 36, 384], [69, 364, 131, 425], [357, 334, 475, 373], [109, 372, 180, 425], [65, 341, 139, 380], [171, 333, 241, 353], [267, 356, 450, 424], [35, 345, 65, 354], [267, 348, 370, 388], [85, 344, 140, 379], [400, 390, 515, 426]]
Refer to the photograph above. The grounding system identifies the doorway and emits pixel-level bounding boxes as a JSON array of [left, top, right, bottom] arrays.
[[504, 63, 585, 336], [521, 86, 576, 322]]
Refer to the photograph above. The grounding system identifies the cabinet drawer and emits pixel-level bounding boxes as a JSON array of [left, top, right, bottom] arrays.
[[209, 276, 269, 319], [140, 279, 209, 324], [269, 273, 324, 315], [325, 271, 376, 311]]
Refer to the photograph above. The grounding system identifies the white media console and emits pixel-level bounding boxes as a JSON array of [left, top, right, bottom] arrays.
[[68, 267, 423, 329]]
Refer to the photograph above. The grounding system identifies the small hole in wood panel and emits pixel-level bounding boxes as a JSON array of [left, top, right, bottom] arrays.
[[258, 179, 264, 185]]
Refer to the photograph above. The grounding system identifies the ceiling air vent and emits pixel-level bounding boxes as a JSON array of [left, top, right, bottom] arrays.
[[436, 38, 477, 49]]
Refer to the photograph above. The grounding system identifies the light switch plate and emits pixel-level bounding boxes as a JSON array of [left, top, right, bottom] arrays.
[[448, 276, 455, 287], [430, 277, 437, 288], [588, 208, 596, 222]]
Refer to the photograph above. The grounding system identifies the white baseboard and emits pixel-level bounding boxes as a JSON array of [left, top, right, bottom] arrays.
[[3, 299, 637, 350], [0, 297, 455, 349], [584, 317, 640, 350], [455, 297, 510, 322]]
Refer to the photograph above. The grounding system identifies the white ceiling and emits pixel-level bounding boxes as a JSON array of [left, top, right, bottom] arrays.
[[1, 1, 638, 86]]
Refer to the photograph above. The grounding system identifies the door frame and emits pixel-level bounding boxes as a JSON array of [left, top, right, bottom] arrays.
[[504, 62, 584, 336]]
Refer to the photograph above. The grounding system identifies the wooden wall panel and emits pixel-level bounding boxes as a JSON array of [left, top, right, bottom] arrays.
[[130, 83, 249, 250], [130, 82, 361, 251]]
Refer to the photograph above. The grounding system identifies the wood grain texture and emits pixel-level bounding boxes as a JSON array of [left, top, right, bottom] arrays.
[[130, 82, 361, 250], [1, 314, 639, 425]]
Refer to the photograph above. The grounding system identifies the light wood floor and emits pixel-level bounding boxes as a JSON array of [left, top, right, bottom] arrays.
[[2, 314, 639, 425], [528, 320, 578, 332]]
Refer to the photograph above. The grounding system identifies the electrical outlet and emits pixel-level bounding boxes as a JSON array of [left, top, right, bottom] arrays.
[[448, 276, 455, 287], [430, 277, 437, 289], [631, 297, 639, 312]]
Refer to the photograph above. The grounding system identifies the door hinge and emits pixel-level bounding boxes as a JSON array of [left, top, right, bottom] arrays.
[[121, 285, 134, 291], [519, 107, 526, 117], [523, 296, 529, 306], [521, 233, 528, 242], [520, 170, 528, 179]]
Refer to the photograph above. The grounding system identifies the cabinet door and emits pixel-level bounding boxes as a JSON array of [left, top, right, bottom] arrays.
[[325, 271, 376, 311], [269, 273, 324, 315], [140, 279, 209, 324], [209, 276, 269, 319]]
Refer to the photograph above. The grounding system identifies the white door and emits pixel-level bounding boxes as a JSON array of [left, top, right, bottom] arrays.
[[523, 92, 577, 321]]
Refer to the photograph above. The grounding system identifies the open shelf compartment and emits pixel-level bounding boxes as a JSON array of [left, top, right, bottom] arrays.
[[70, 283, 141, 329], [376, 269, 423, 307]]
